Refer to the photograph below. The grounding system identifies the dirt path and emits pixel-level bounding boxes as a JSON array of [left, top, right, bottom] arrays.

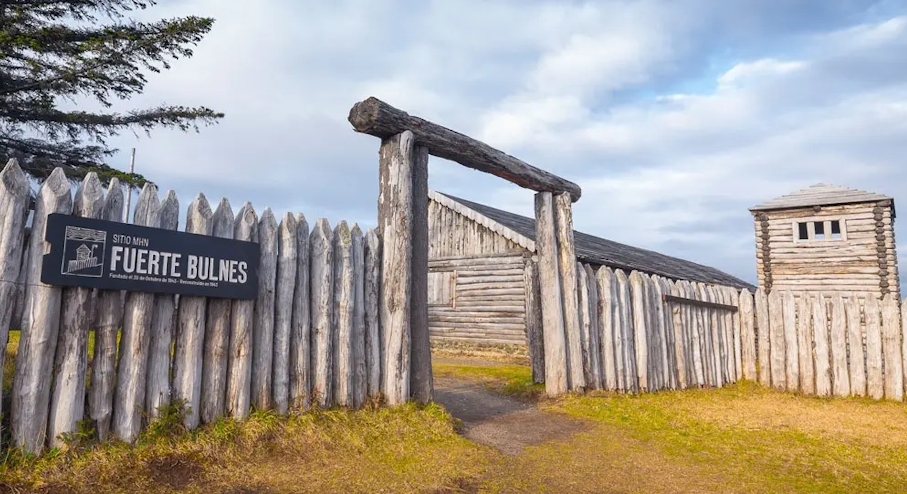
[[432, 372, 589, 455]]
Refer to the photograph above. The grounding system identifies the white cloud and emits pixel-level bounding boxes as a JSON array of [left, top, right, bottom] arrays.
[[67, 1, 907, 287]]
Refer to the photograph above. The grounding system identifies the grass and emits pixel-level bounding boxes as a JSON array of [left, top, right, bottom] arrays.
[[5, 335, 907, 492]]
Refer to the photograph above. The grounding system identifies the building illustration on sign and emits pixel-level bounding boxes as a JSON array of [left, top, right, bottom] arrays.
[[61, 225, 106, 277]]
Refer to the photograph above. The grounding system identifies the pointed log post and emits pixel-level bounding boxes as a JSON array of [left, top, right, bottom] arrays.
[[379, 131, 414, 406], [333, 221, 354, 407], [845, 295, 866, 397], [629, 272, 649, 392], [172, 194, 213, 430], [754, 288, 770, 386], [272, 212, 298, 415], [880, 294, 903, 401], [364, 229, 382, 398], [669, 281, 688, 389], [11, 168, 73, 454], [289, 213, 311, 411], [351, 225, 367, 408], [738, 289, 756, 381], [226, 203, 258, 420], [865, 295, 884, 399], [829, 294, 851, 398], [782, 290, 799, 392], [615, 269, 636, 392], [524, 258, 545, 384], [797, 295, 815, 395], [251, 208, 279, 411], [534, 192, 567, 396], [88, 179, 125, 440], [596, 267, 617, 391], [410, 145, 432, 404], [0, 160, 30, 439], [812, 293, 833, 397], [767, 289, 785, 390], [310, 219, 334, 407], [48, 173, 105, 448], [200, 199, 235, 424], [111, 184, 160, 443], [553, 192, 584, 391], [145, 191, 179, 421]]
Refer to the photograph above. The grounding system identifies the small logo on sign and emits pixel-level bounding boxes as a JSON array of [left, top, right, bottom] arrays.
[[61, 226, 106, 277]]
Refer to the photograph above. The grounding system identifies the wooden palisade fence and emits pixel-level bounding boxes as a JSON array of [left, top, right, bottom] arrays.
[[751, 289, 907, 401], [570, 264, 745, 392], [0, 159, 391, 454]]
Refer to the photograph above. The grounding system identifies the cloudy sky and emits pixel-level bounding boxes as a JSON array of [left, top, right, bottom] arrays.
[[94, 0, 907, 287]]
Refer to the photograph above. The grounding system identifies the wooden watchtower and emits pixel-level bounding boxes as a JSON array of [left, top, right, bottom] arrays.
[[749, 184, 899, 298]]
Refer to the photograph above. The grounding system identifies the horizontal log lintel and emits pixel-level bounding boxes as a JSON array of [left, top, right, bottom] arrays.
[[348, 97, 582, 202]]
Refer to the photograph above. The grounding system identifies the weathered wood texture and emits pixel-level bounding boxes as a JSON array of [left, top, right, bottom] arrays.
[[145, 191, 179, 421], [409, 145, 432, 404], [0, 160, 29, 438], [525, 259, 545, 383], [0, 166, 400, 454], [534, 192, 567, 395], [10, 168, 72, 453], [272, 212, 297, 415], [744, 290, 907, 401], [251, 208, 278, 411], [48, 173, 105, 448], [753, 201, 900, 298], [173, 194, 213, 430], [111, 184, 160, 443], [200, 199, 235, 424], [348, 96, 582, 201], [554, 193, 585, 391], [378, 131, 414, 405], [226, 203, 258, 420]]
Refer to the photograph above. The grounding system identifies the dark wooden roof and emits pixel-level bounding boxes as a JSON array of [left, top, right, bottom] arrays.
[[437, 192, 755, 290]]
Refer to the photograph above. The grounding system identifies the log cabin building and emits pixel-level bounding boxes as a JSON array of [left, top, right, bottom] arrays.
[[749, 184, 900, 298], [428, 190, 754, 347]]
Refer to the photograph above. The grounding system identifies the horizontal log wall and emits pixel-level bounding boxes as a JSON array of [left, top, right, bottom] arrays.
[[750, 289, 907, 401], [0, 161, 393, 455], [428, 254, 528, 346], [754, 203, 899, 297], [576, 264, 745, 393]]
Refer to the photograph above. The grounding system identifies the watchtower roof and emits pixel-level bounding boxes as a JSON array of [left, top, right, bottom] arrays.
[[749, 183, 894, 216]]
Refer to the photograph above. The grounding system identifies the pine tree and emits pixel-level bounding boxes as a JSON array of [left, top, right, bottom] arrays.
[[0, 0, 224, 187]]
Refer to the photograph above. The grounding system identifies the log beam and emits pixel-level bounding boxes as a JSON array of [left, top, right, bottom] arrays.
[[348, 97, 582, 202]]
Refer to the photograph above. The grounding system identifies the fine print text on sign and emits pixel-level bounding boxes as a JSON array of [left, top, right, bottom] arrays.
[[40, 214, 260, 299]]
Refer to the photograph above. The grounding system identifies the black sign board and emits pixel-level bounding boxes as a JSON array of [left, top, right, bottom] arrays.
[[40, 213, 260, 299]]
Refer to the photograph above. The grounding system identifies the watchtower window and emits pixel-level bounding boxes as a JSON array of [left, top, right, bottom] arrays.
[[794, 218, 846, 242]]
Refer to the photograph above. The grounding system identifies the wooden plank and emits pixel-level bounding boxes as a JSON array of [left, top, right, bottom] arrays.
[[310, 219, 334, 408], [524, 259, 545, 383], [829, 294, 851, 397], [577, 263, 602, 389], [684, 281, 704, 387], [48, 173, 105, 448], [667, 280, 687, 389], [584, 264, 603, 390], [796, 295, 815, 395], [845, 294, 866, 397], [738, 289, 756, 380], [10, 168, 72, 452], [534, 192, 567, 395], [0, 160, 28, 439], [652, 275, 670, 390], [596, 267, 617, 391], [379, 131, 413, 406], [88, 179, 125, 440], [350, 225, 367, 408], [333, 221, 355, 407], [553, 193, 584, 391], [289, 213, 311, 411], [364, 229, 382, 398], [271, 212, 297, 415], [410, 145, 432, 404], [629, 271, 649, 391], [173, 194, 213, 430], [225, 203, 258, 420], [199, 199, 235, 424], [250, 209, 278, 411], [880, 294, 903, 401], [110, 184, 159, 444], [615, 270, 636, 392], [781, 290, 799, 391], [726, 287, 741, 382], [864, 295, 884, 399], [348, 97, 582, 201], [765, 290, 784, 389], [699, 284, 718, 387], [145, 191, 179, 421], [812, 293, 832, 397]]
